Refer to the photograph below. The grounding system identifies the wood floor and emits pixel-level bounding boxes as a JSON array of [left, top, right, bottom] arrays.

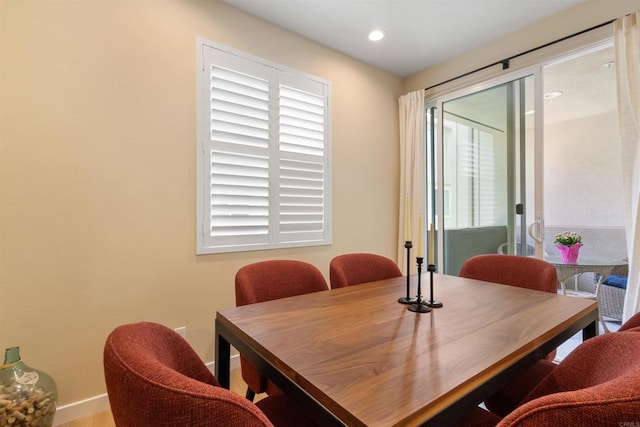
[[57, 368, 258, 427], [58, 411, 116, 427]]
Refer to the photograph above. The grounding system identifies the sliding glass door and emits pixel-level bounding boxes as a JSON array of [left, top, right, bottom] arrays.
[[427, 72, 539, 275]]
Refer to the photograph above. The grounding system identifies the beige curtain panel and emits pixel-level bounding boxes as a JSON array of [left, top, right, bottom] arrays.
[[397, 91, 426, 274], [615, 11, 640, 322]]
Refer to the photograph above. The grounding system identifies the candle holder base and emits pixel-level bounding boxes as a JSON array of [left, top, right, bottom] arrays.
[[425, 300, 443, 308], [398, 296, 417, 304], [408, 301, 431, 313]]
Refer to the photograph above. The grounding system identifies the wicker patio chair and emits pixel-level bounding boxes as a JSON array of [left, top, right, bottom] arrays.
[[599, 264, 628, 322]]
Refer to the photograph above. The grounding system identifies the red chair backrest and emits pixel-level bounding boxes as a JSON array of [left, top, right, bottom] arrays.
[[235, 260, 328, 306], [104, 322, 273, 427], [329, 253, 402, 288], [619, 310, 640, 331], [234, 260, 327, 396], [459, 254, 558, 294]]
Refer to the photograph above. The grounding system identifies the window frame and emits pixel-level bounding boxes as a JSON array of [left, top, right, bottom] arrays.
[[196, 38, 332, 254]]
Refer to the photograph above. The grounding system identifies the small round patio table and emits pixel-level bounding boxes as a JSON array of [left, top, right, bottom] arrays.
[[545, 256, 627, 333]]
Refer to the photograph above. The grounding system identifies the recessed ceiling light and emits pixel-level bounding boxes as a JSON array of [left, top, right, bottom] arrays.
[[544, 91, 563, 99], [368, 30, 385, 42]]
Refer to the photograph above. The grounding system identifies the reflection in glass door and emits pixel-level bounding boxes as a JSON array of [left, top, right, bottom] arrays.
[[427, 75, 536, 275]]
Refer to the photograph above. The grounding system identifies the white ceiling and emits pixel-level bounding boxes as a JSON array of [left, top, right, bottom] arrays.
[[223, 0, 586, 78], [543, 45, 617, 124], [443, 44, 616, 129], [223, 0, 615, 125]]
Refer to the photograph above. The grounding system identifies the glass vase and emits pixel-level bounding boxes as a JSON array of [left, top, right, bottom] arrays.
[[0, 347, 57, 427]]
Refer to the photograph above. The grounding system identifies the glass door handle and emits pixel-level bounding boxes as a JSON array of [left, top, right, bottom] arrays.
[[528, 221, 542, 243]]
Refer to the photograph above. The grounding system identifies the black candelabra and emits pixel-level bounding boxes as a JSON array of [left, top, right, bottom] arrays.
[[425, 263, 443, 308], [398, 241, 416, 304], [407, 257, 431, 313]]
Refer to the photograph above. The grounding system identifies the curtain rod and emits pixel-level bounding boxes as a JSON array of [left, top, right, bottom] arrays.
[[424, 18, 615, 92]]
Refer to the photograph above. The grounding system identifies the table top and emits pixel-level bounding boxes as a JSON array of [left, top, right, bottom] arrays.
[[544, 256, 627, 268], [217, 273, 597, 426], [544, 256, 627, 290]]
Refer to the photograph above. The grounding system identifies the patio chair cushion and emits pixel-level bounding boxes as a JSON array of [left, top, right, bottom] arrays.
[[603, 274, 627, 289]]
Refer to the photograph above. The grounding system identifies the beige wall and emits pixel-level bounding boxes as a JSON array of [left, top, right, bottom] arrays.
[[0, 0, 402, 408]]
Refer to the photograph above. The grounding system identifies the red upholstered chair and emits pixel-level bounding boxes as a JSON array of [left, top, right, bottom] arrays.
[[329, 253, 402, 288], [478, 359, 558, 418], [495, 331, 640, 426], [458, 254, 558, 294], [458, 254, 559, 415], [619, 310, 640, 331], [483, 310, 640, 417], [235, 260, 328, 401], [458, 254, 558, 359], [104, 322, 316, 427]]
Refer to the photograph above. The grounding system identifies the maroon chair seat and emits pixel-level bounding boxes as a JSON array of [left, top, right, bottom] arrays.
[[235, 260, 328, 400], [496, 331, 640, 426], [458, 254, 559, 415], [104, 322, 315, 427], [329, 253, 402, 288]]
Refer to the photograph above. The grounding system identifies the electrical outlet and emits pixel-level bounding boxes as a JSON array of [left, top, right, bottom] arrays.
[[174, 326, 186, 338]]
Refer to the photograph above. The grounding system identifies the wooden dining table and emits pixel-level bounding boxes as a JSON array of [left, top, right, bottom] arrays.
[[215, 273, 598, 427]]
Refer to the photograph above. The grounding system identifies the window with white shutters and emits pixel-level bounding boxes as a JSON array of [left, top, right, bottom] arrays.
[[196, 39, 332, 254]]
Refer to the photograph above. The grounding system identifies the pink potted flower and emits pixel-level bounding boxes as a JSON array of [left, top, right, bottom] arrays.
[[554, 231, 583, 264]]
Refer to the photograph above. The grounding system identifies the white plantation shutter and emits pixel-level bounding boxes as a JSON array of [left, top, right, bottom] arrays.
[[211, 151, 269, 240], [197, 40, 331, 254], [278, 73, 327, 241]]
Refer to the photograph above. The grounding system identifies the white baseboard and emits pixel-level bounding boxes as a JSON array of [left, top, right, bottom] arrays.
[[53, 355, 240, 426], [53, 394, 112, 426]]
